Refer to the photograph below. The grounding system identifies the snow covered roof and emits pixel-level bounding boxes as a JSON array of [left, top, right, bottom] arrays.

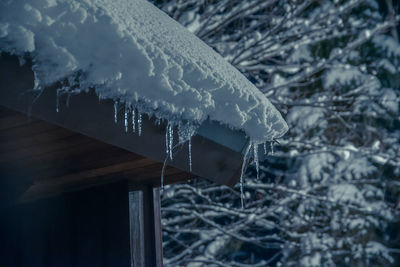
[[0, 0, 287, 144]]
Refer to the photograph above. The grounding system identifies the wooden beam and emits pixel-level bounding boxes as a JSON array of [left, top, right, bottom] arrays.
[[0, 113, 37, 130], [0, 106, 190, 202], [19, 159, 155, 202], [19, 160, 188, 202]]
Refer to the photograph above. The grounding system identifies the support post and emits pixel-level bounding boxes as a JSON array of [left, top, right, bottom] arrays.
[[129, 185, 163, 267]]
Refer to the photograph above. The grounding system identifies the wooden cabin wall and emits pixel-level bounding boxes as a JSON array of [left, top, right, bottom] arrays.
[[0, 181, 131, 267]]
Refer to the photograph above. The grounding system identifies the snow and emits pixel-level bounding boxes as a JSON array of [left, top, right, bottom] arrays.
[[324, 65, 369, 89], [287, 106, 325, 130], [298, 153, 335, 185], [204, 235, 229, 257], [373, 34, 400, 58], [300, 253, 321, 267], [299, 233, 335, 267], [380, 88, 398, 113], [365, 242, 394, 264], [272, 73, 287, 88], [378, 59, 397, 74], [335, 156, 376, 181], [288, 44, 313, 63], [0, 0, 288, 144], [328, 184, 365, 205]]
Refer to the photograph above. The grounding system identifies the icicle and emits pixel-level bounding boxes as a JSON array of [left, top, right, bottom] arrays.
[[137, 112, 142, 136], [161, 169, 164, 190], [131, 108, 136, 132], [162, 123, 176, 190], [168, 124, 173, 160], [114, 101, 118, 124], [253, 144, 259, 180], [33, 71, 40, 91], [56, 89, 61, 113], [124, 105, 128, 132], [160, 156, 168, 190], [188, 137, 192, 172], [270, 141, 274, 155], [240, 142, 252, 209], [264, 142, 267, 155], [165, 124, 170, 158]]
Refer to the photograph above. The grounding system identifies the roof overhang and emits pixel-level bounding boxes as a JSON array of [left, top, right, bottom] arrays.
[[0, 53, 246, 199]]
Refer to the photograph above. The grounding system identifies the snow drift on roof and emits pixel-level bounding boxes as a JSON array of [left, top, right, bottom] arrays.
[[0, 0, 288, 143]]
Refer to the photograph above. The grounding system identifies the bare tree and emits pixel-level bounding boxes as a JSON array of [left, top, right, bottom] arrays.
[[155, 0, 400, 265]]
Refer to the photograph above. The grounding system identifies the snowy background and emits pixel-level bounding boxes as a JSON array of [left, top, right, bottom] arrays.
[[155, 0, 400, 266]]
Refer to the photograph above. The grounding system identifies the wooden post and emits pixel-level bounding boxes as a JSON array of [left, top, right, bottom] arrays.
[[152, 187, 163, 267], [129, 190, 145, 266], [129, 186, 163, 267]]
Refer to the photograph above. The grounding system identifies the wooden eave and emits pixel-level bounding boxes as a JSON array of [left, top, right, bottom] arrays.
[[0, 53, 245, 201], [0, 105, 189, 202]]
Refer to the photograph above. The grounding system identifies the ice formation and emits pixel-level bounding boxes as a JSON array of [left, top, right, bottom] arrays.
[[137, 112, 142, 136], [253, 144, 259, 180], [114, 101, 118, 124], [270, 142, 274, 155], [131, 109, 136, 132], [0, 0, 288, 193], [188, 138, 192, 172], [239, 142, 252, 208], [165, 123, 174, 160], [124, 105, 129, 132]]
